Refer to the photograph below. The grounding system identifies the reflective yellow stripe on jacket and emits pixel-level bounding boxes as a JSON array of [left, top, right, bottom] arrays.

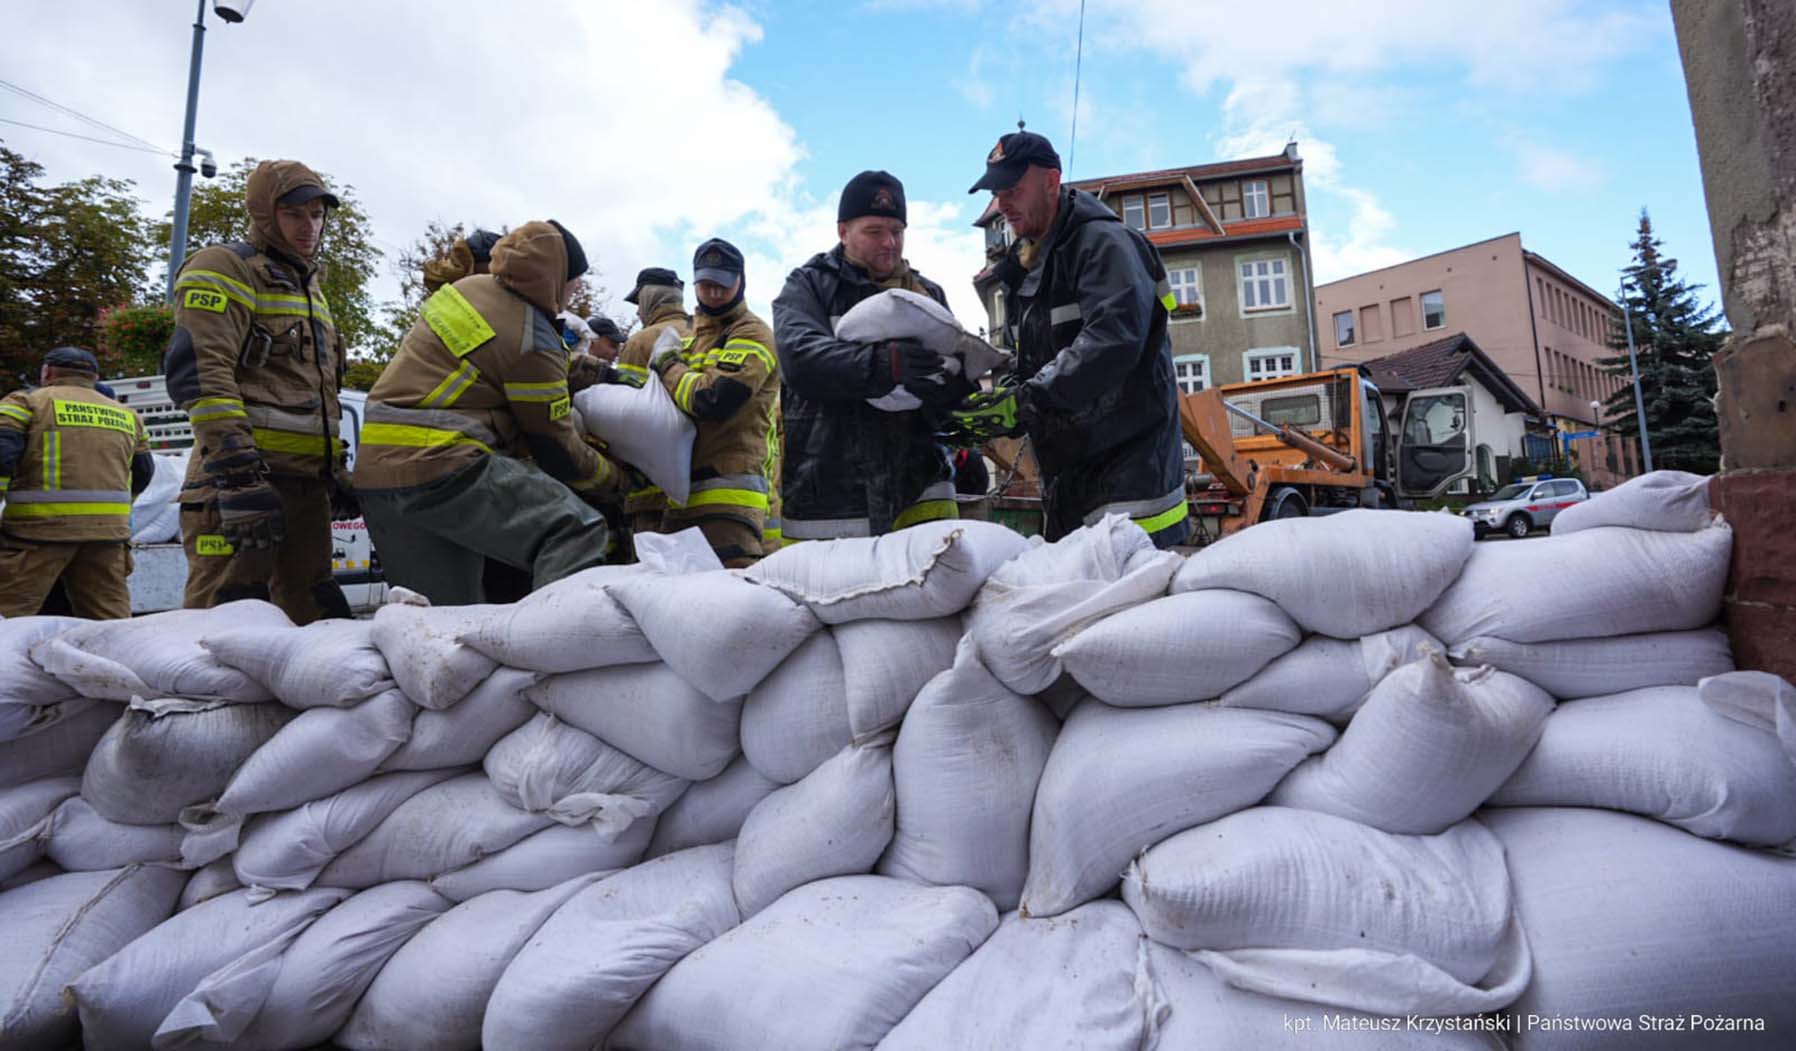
[[175, 270, 336, 326], [358, 422, 494, 456]]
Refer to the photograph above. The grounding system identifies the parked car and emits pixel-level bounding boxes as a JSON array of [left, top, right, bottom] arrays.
[[1461, 476, 1589, 539]]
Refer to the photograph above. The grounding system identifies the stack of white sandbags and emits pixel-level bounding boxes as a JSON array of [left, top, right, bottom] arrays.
[[2, 472, 1794, 1049]]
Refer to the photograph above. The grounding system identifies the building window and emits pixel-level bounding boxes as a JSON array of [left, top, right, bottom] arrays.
[[1243, 180, 1270, 220], [1121, 196, 1145, 231], [1390, 296, 1415, 337], [1245, 347, 1299, 382], [1173, 354, 1210, 394], [1148, 193, 1172, 230], [1334, 310, 1355, 347], [1359, 304, 1384, 343], [1239, 257, 1291, 312], [1421, 289, 1446, 330], [1168, 267, 1203, 312]]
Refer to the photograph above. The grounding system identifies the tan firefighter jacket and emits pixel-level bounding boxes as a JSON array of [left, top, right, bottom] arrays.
[[165, 160, 345, 500], [353, 221, 619, 500], [655, 300, 780, 531], [0, 378, 150, 542]]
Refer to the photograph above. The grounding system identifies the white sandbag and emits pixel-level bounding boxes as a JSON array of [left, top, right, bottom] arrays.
[[0, 615, 82, 716], [528, 664, 741, 781], [1147, 942, 1501, 1049], [0, 701, 121, 789], [68, 886, 348, 1051], [0, 777, 79, 883], [200, 618, 393, 709], [836, 289, 1007, 412], [633, 526, 724, 574], [613, 875, 996, 1051], [879, 641, 1057, 910], [1220, 625, 1441, 721], [1552, 469, 1713, 535], [732, 743, 895, 918], [459, 564, 655, 673], [428, 818, 653, 902], [574, 364, 696, 504], [740, 631, 853, 784], [370, 599, 501, 709], [335, 873, 603, 1051], [1055, 589, 1302, 706], [608, 570, 820, 703], [315, 772, 552, 890], [482, 843, 740, 1051], [1173, 509, 1473, 638], [1022, 699, 1334, 918], [129, 450, 185, 543], [44, 797, 184, 871], [1450, 627, 1734, 700], [0, 860, 60, 892], [0, 865, 186, 1051], [744, 519, 1030, 624], [1270, 652, 1554, 834], [1702, 669, 1796, 763], [484, 713, 685, 832], [1489, 685, 1796, 844], [1485, 807, 1796, 1045], [233, 768, 461, 894], [1124, 809, 1517, 1003], [176, 858, 239, 911], [881, 901, 1166, 1051], [1422, 521, 1732, 646], [218, 881, 451, 1050], [646, 755, 781, 859], [969, 515, 1182, 695], [836, 615, 962, 741], [180, 689, 416, 867], [0, 695, 102, 747], [29, 601, 290, 703], [378, 667, 538, 772], [81, 696, 295, 826]]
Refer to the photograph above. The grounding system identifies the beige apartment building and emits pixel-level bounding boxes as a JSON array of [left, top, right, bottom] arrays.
[[973, 144, 1319, 390], [1315, 232, 1640, 488]]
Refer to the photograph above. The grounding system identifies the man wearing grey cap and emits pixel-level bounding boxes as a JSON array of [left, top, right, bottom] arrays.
[[0, 347, 155, 618], [956, 129, 1191, 548]]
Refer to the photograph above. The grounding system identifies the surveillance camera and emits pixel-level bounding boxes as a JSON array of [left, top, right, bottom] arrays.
[[197, 149, 217, 179], [212, 0, 256, 23]]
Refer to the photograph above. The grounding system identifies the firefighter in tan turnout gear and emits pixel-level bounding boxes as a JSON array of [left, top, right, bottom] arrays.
[[353, 220, 624, 604], [0, 347, 155, 619], [648, 239, 781, 566], [614, 266, 692, 538], [165, 159, 354, 624]]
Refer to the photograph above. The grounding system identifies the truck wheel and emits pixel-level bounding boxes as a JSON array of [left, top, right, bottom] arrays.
[[1263, 488, 1309, 521], [1505, 513, 1532, 539]]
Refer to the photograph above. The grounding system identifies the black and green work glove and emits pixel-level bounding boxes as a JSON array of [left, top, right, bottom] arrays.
[[218, 479, 286, 550], [946, 385, 1030, 444]]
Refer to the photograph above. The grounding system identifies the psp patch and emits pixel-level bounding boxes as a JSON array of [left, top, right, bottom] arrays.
[[549, 395, 571, 421], [183, 288, 230, 314]]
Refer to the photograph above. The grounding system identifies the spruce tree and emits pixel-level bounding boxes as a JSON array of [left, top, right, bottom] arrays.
[[1599, 210, 1726, 473]]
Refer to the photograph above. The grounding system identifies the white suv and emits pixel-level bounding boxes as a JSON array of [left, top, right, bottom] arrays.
[[1461, 477, 1590, 539]]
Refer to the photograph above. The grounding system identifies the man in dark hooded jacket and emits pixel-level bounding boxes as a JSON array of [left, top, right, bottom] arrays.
[[772, 170, 968, 539], [958, 130, 1192, 547]]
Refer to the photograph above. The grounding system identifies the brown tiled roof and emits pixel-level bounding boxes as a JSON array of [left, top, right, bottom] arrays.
[[1066, 153, 1296, 192], [1360, 333, 1543, 418]]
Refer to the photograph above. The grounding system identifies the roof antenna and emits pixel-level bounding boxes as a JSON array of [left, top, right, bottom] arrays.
[[1068, 0, 1086, 176]]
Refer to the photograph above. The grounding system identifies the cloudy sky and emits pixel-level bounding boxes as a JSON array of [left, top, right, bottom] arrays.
[[4, 0, 1718, 346]]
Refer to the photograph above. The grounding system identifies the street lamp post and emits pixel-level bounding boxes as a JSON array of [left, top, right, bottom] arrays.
[[1619, 279, 1656, 472], [164, 0, 210, 303]]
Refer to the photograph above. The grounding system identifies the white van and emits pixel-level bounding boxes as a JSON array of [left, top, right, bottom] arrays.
[[109, 375, 386, 614]]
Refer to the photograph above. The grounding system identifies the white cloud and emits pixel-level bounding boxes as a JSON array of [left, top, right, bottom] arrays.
[[1516, 140, 1603, 192], [953, 47, 996, 110]]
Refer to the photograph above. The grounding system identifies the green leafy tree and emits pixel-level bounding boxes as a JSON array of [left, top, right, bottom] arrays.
[[367, 218, 473, 363], [0, 141, 158, 387], [157, 157, 383, 357], [1598, 210, 1726, 474], [99, 303, 174, 377]]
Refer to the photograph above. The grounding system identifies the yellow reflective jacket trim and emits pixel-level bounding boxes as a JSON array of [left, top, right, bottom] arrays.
[[43, 432, 62, 490], [720, 338, 777, 372], [4, 500, 131, 518], [672, 371, 702, 413], [180, 268, 256, 299], [893, 498, 956, 530], [0, 404, 33, 424], [616, 362, 649, 379], [571, 455, 613, 492], [681, 487, 770, 511], [359, 421, 494, 455], [187, 396, 250, 423], [0, 476, 9, 492], [1133, 501, 1190, 536], [421, 285, 497, 357], [175, 272, 336, 325], [250, 427, 344, 458], [628, 483, 663, 500], [1160, 292, 1178, 312], [502, 381, 569, 404], [420, 361, 481, 409]]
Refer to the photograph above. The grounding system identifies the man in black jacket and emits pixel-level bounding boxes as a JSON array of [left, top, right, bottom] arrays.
[[772, 170, 968, 539], [958, 130, 1192, 548]]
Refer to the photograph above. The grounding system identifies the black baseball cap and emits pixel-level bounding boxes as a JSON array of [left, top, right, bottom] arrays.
[[587, 316, 628, 343], [44, 346, 100, 373], [276, 183, 341, 209], [968, 130, 1062, 193], [624, 266, 683, 304], [466, 228, 501, 264], [692, 239, 745, 286], [548, 219, 588, 280]]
